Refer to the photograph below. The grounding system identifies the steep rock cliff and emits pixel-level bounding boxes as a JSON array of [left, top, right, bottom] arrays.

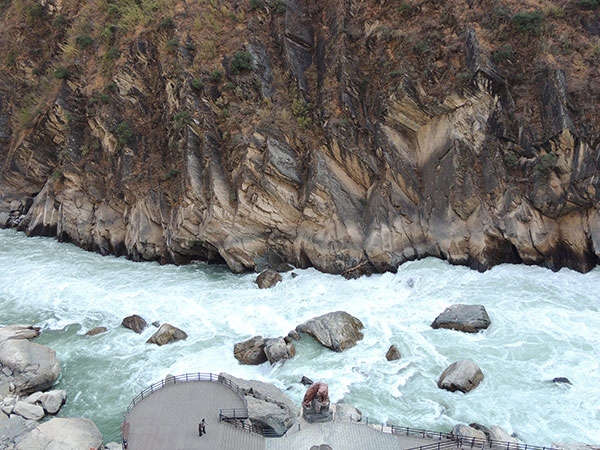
[[1, 0, 599, 275]]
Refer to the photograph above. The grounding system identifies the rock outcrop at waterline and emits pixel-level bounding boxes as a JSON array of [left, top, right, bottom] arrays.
[[1, 0, 600, 276]]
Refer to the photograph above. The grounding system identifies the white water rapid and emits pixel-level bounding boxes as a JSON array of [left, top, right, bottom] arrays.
[[1, 229, 599, 445]]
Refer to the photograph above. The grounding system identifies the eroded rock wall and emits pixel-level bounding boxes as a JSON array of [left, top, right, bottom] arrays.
[[1, 0, 599, 275]]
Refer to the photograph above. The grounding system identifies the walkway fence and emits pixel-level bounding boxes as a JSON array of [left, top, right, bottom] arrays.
[[219, 408, 283, 438]]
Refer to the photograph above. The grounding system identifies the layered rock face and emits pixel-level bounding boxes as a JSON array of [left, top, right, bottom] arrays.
[[1, 0, 599, 275]]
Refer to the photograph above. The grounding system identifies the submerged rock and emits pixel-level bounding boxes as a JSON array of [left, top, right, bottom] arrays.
[[121, 315, 147, 334], [234, 336, 268, 365], [16, 418, 102, 450], [386, 345, 401, 361], [84, 327, 107, 336], [256, 269, 282, 289], [552, 377, 572, 385], [438, 360, 484, 393], [301, 376, 313, 386], [219, 373, 299, 436], [146, 323, 188, 346], [296, 311, 364, 352], [431, 304, 491, 333]]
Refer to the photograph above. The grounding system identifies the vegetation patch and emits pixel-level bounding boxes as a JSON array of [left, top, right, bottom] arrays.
[[230, 51, 253, 74], [512, 10, 544, 32], [114, 122, 134, 147]]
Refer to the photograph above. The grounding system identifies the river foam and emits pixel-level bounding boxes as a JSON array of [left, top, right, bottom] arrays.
[[1, 228, 599, 444]]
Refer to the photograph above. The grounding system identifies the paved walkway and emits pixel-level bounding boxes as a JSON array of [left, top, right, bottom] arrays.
[[125, 380, 264, 450], [267, 420, 446, 450], [123, 377, 494, 450]]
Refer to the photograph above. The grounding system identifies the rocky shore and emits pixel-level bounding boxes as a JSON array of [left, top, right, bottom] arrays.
[[0, 325, 118, 450]]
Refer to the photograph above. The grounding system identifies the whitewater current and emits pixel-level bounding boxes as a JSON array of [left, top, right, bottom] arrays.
[[0, 228, 599, 445]]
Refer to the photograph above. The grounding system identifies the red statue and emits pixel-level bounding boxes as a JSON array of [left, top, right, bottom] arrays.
[[302, 382, 330, 415]]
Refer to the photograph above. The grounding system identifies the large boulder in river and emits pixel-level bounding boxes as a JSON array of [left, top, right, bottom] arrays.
[[431, 304, 491, 333], [0, 340, 60, 395], [438, 360, 484, 393], [219, 373, 299, 436], [121, 315, 147, 334], [296, 311, 364, 352], [256, 269, 282, 289], [234, 336, 268, 365], [264, 338, 295, 364], [146, 323, 188, 346], [0, 325, 40, 342], [16, 418, 103, 450]]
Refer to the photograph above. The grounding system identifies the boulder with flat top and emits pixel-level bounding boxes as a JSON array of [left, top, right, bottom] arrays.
[[438, 360, 484, 393], [296, 311, 364, 352], [431, 304, 491, 333]]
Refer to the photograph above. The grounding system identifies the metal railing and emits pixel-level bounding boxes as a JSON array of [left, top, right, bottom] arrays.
[[218, 408, 284, 438], [219, 408, 249, 420], [124, 372, 247, 414], [405, 437, 561, 450], [335, 413, 560, 450]]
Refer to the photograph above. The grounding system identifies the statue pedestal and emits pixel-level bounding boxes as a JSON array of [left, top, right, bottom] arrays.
[[302, 400, 333, 424]]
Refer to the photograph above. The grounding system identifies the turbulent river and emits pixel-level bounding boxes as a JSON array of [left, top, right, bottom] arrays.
[[1, 228, 599, 445]]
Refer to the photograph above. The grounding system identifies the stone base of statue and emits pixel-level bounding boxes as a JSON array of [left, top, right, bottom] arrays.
[[302, 399, 333, 423]]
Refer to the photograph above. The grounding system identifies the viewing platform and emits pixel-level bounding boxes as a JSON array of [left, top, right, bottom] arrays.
[[122, 373, 561, 450]]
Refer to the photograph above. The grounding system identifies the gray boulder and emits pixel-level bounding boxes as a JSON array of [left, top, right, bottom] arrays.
[[296, 311, 364, 352], [0, 340, 60, 394], [121, 315, 147, 334], [13, 402, 44, 421], [84, 327, 107, 336], [263, 338, 295, 364], [38, 390, 67, 415], [489, 426, 518, 443], [219, 373, 299, 436], [16, 418, 102, 450], [0, 415, 38, 446], [104, 443, 122, 450], [431, 304, 491, 333], [438, 360, 484, 393], [1, 396, 16, 415], [451, 424, 487, 440], [256, 269, 282, 289], [386, 345, 401, 361], [146, 324, 188, 346], [334, 402, 362, 421], [310, 446, 333, 450], [234, 336, 268, 365], [0, 326, 40, 342]]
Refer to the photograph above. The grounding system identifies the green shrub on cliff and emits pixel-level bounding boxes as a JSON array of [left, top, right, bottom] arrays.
[[512, 11, 544, 32], [53, 66, 70, 79], [230, 51, 253, 74], [115, 122, 134, 147], [578, 0, 599, 9]]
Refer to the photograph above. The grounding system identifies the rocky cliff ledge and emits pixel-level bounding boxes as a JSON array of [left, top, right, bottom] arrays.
[[1, 0, 599, 276]]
